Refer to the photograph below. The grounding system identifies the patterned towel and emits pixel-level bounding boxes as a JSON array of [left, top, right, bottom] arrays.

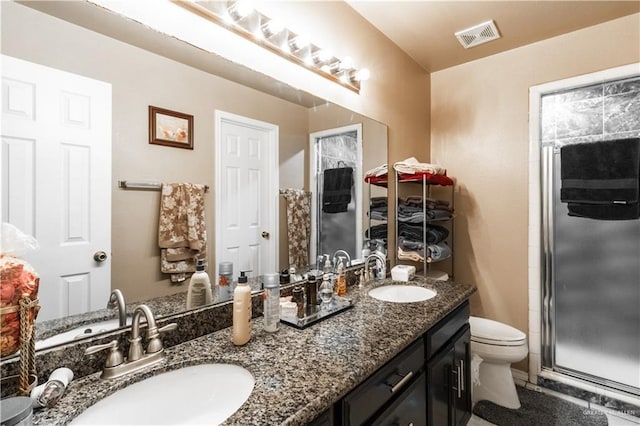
[[280, 189, 311, 271], [158, 183, 207, 283]]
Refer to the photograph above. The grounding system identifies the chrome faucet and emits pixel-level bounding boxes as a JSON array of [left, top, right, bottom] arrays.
[[107, 289, 127, 327], [85, 304, 176, 379], [364, 253, 386, 282], [332, 250, 352, 269]]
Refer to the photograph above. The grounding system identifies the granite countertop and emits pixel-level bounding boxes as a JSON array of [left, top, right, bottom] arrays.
[[33, 277, 475, 425]]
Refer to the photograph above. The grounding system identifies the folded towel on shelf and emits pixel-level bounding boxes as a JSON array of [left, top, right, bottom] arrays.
[[560, 138, 639, 220], [398, 247, 424, 262], [280, 189, 311, 271], [393, 157, 446, 175], [322, 167, 353, 213], [398, 223, 449, 244], [365, 223, 388, 241], [428, 242, 451, 261], [365, 163, 388, 178], [158, 183, 207, 283], [370, 196, 388, 208]]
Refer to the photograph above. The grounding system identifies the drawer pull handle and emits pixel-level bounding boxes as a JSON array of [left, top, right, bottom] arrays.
[[390, 371, 414, 394]]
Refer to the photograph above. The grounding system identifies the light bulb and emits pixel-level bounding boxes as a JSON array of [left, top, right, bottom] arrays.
[[340, 56, 354, 70], [313, 48, 332, 63], [228, 0, 254, 20], [354, 68, 370, 81], [261, 19, 284, 38], [289, 35, 310, 51]]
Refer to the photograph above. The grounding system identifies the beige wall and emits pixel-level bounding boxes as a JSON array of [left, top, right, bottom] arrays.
[[430, 14, 640, 371]]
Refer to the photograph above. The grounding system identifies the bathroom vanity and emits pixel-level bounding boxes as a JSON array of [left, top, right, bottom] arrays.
[[312, 300, 470, 425], [29, 277, 475, 425]]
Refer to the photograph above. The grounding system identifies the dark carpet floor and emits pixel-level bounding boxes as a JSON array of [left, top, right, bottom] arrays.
[[473, 386, 608, 426]]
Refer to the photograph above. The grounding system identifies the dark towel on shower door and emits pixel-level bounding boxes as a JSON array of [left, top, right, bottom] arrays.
[[322, 167, 353, 213], [560, 138, 640, 220]]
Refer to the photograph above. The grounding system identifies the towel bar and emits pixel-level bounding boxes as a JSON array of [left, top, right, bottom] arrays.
[[118, 180, 209, 192]]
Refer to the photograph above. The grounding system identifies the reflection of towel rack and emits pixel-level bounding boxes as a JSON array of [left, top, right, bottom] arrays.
[[118, 180, 210, 192]]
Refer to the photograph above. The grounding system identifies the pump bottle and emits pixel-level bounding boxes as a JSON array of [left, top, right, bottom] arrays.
[[232, 271, 252, 345], [186, 259, 213, 309]]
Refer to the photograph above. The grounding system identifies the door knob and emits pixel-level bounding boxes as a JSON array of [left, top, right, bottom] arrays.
[[94, 251, 108, 262], [261, 231, 270, 239]]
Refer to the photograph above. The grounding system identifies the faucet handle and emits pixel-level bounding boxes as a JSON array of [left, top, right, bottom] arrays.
[[146, 322, 177, 354], [85, 340, 124, 368]]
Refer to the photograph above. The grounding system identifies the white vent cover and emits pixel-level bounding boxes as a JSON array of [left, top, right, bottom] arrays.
[[455, 20, 500, 49]]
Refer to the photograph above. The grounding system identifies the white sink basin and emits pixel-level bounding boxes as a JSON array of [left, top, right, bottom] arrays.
[[70, 364, 254, 425], [369, 285, 437, 303]]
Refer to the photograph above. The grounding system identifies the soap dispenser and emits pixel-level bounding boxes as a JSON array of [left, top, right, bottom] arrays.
[[232, 271, 252, 345], [186, 259, 213, 309]]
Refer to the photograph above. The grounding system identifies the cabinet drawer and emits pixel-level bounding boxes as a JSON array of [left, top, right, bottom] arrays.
[[425, 301, 469, 359], [371, 371, 426, 426], [342, 338, 424, 425]]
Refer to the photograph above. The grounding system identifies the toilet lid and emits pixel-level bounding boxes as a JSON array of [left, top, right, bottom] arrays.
[[469, 316, 526, 343]]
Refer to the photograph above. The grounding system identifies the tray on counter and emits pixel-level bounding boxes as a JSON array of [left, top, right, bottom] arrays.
[[280, 296, 353, 329]]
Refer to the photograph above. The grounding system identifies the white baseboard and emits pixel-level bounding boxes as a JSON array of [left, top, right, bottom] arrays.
[[511, 368, 529, 387]]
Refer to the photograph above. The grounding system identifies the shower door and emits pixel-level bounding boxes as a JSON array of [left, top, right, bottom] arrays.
[[542, 76, 640, 395], [310, 126, 362, 265]]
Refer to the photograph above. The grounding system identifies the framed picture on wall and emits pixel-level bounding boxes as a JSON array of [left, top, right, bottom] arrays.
[[149, 106, 194, 149]]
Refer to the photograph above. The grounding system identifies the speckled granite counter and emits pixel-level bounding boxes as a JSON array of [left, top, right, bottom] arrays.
[[33, 277, 475, 425]]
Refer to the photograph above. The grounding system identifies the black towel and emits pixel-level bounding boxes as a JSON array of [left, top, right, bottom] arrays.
[[560, 138, 639, 220], [322, 167, 353, 213]]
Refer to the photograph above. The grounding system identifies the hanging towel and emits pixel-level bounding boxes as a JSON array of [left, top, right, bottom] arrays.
[[322, 167, 353, 213], [560, 138, 639, 220], [280, 189, 311, 271], [158, 183, 207, 283]]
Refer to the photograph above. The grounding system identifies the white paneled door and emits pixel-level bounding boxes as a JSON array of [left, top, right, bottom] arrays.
[[215, 111, 278, 279], [1, 55, 112, 321]]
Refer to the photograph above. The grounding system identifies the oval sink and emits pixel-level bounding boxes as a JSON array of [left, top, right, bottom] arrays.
[[70, 364, 254, 425], [369, 285, 437, 303]]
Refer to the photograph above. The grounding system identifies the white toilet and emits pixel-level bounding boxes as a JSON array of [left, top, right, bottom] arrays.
[[469, 316, 528, 409]]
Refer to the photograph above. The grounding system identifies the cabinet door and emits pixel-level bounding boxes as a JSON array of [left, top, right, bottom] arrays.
[[426, 345, 455, 426], [453, 326, 471, 426]]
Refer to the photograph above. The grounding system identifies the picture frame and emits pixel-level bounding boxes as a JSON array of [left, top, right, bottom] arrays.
[[149, 106, 194, 150]]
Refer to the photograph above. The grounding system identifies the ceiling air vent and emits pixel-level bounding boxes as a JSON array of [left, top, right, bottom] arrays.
[[455, 20, 500, 49]]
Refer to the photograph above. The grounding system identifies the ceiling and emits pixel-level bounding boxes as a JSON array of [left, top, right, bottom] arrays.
[[347, 1, 640, 73]]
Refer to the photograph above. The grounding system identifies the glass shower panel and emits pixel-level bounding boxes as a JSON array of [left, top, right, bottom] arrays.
[[552, 155, 640, 389], [316, 132, 359, 260]]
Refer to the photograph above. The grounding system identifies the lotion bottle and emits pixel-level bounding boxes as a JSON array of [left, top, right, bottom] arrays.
[[232, 271, 252, 345], [186, 259, 213, 309]]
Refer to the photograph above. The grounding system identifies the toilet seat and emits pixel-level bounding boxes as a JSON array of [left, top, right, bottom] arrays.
[[469, 316, 526, 346]]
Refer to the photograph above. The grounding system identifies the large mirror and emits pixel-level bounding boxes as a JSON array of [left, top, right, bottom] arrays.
[[1, 1, 387, 351]]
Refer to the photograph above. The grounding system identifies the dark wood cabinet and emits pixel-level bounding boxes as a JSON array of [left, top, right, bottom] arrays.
[[426, 325, 471, 426]]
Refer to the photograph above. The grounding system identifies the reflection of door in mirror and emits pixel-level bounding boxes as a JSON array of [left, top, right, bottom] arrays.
[[310, 124, 363, 264], [215, 111, 279, 279], [2, 55, 112, 322]]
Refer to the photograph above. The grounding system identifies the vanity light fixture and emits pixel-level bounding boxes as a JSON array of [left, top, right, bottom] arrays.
[[173, 0, 370, 93]]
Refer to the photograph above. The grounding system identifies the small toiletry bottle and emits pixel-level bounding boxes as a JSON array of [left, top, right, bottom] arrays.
[[217, 261, 233, 302], [335, 257, 347, 296], [305, 274, 318, 313], [186, 259, 213, 309], [323, 255, 332, 274], [279, 269, 290, 286], [292, 286, 304, 318], [319, 274, 334, 305], [262, 273, 280, 333], [232, 271, 252, 345]]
